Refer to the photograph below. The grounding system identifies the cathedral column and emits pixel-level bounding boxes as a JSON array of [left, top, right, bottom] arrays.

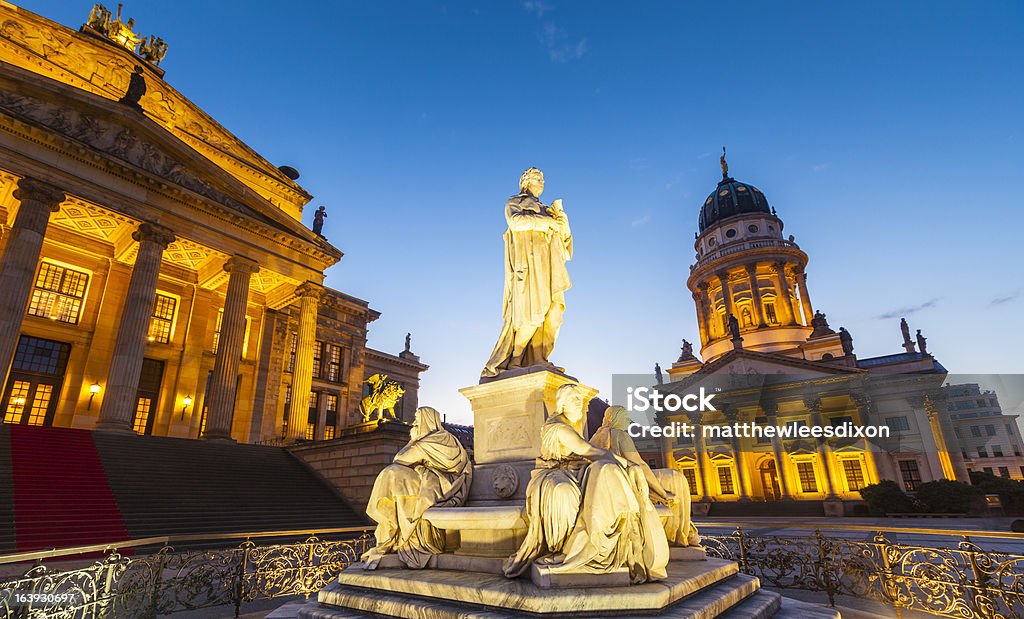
[[774, 262, 798, 326], [95, 223, 175, 432], [806, 397, 838, 498], [0, 178, 65, 389], [745, 264, 767, 328], [203, 256, 259, 441], [724, 406, 750, 500], [717, 270, 735, 332], [689, 413, 710, 501], [692, 288, 709, 345], [795, 269, 814, 325], [765, 402, 793, 499], [286, 282, 323, 442]]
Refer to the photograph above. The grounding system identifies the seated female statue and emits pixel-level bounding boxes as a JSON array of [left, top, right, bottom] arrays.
[[361, 406, 472, 568], [504, 384, 668, 584], [591, 406, 700, 547]]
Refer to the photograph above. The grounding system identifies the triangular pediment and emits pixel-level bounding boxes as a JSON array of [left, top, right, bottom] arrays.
[[0, 4, 310, 219], [0, 60, 340, 267]]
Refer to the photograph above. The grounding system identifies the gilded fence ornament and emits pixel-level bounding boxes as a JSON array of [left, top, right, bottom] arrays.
[[482, 167, 573, 378], [360, 373, 404, 422], [361, 407, 472, 569], [503, 384, 669, 584]]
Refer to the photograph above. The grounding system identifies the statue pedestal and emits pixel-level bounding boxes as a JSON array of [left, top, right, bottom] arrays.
[[459, 368, 598, 502]]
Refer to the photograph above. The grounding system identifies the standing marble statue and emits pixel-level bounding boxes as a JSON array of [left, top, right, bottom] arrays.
[[504, 384, 669, 584], [591, 407, 700, 547], [482, 167, 573, 378], [361, 407, 472, 569]]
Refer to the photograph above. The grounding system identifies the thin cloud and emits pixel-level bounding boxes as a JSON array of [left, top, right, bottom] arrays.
[[991, 292, 1020, 306], [522, 0, 553, 17], [631, 215, 651, 227], [812, 163, 829, 172], [522, 2, 586, 62], [538, 22, 587, 62], [877, 298, 940, 320]]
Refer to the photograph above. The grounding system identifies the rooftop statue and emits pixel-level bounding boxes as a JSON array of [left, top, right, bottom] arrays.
[[85, 4, 167, 63], [482, 167, 572, 378], [361, 407, 472, 569], [138, 35, 168, 65], [312, 205, 327, 236], [503, 384, 669, 584], [118, 66, 146, 110]]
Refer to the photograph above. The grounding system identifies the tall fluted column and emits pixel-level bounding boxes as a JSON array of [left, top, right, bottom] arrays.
[[95, 223, 175, 432], [805, 397, 838, 498], [0, 177, 65, 389], [692, 289, 709, 345], [774, 262, 798, 326], [724, 406, 750, 500], [286, 282, 323, 442], [204, 256, 259, 441], [795, 270, 814, 325], [746, 264, 767, 327], [764, 402, 794, 499], [717, 271, 734, 333], [688, 412, 710, 501]]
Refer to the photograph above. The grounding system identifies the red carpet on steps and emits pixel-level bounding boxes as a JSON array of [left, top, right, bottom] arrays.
[[9, 425, 129, 552]]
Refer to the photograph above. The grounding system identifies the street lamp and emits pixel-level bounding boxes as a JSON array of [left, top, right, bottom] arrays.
[[87, 382, 101, 411]]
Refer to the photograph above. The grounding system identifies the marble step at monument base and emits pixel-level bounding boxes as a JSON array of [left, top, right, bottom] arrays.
[[294, 557, 839, 619]]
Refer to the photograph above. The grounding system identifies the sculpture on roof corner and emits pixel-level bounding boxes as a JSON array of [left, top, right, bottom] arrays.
[[481, 167, 573, 379], [360, 373, 405, 423], [85, 4, 168, 66], [312, 205, 328, 236]]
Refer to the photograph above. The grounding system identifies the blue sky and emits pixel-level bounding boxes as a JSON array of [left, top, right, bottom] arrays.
[[23, 1, 1024, 423]]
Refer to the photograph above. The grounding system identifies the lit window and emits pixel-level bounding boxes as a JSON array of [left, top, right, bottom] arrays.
[[305, 391, 318, 440], [287, 333, 297, 373], [28, 262, 89, 324], [842, 460, 865, 492], [682, 468, 698, 495], [147, 293, 177, 344], [312, 341, 323, 378], [885, 416, 910, 432], [717, 467, 735, 495], [133, 397, 152, 434], [899, 460, 921, 491], [797, 462, 817, 493], [764, 303, 777, 324], [326, 345, 342, 383], [324, 392, 338, 440], [3, 381, 30, 424]]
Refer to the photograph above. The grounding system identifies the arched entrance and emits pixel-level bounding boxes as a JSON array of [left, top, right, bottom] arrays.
[[759, 459, 781, 500]]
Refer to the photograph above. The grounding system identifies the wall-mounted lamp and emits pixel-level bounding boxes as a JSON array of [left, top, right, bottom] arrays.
[[87, 382, 101, 411], [181, 394, 193, 419]]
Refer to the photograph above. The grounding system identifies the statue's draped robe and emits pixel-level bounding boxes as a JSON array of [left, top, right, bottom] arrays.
[[503, 416, 668, 584], [362, 409, 472, 568], [591, 408, 700, 547], [483, 193, 572, 377]]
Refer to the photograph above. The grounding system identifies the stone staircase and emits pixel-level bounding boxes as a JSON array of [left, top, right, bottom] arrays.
[[0, 424, 367, 553]]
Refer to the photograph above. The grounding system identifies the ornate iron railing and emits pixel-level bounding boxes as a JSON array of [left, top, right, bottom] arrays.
[[1, 523, 1023, 618], [0, 528, 374, 618], [701, 526, 1024, 619]]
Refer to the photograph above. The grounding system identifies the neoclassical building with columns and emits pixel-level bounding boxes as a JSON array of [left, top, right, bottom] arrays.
[[0, 4, 425, 443], [657, 153, 966, 514]]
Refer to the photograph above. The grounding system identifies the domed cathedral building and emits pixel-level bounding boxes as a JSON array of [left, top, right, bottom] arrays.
[[658, 150, 968, 517], [0, 4, 426, 443]]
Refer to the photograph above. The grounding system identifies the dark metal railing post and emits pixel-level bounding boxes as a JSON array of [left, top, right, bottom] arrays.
[[814, 528, 837, 607], [235, 540, 250, 618], [735, 526, 749, 574], [963, 535, 998, 619]]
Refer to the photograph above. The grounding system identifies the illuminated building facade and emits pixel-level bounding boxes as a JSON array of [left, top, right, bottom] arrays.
[[0, 4, 425, 443], [659, 152, 968, 513]]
